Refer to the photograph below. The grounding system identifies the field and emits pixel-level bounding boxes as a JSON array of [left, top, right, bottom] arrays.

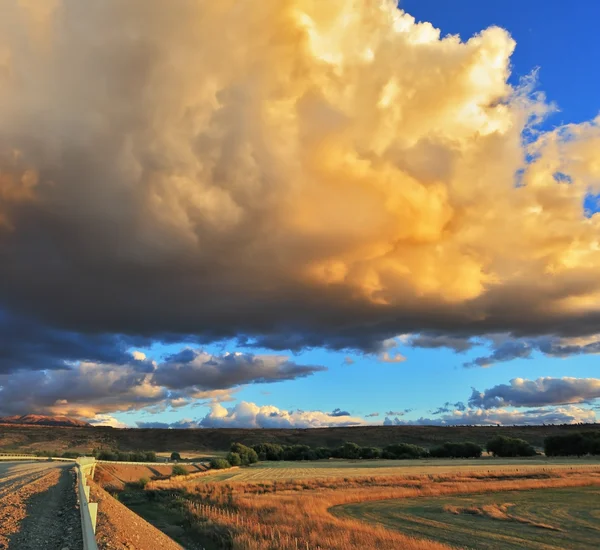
[[188, 457, 600, 482], [334, 486, 600, 549], [103, 460, 600, 550]]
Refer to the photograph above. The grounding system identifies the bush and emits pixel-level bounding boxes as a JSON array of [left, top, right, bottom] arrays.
[[430, 442, 482, 458], [487, 436, 536, 457], [544, 432, 600, 456], [227, 452, 242, 466], [171, 465, 187, 476], [170, 452, 181, 461], [383, 443, 428, 459], [210, 457, 231, 470], [138, 477, 150, 488], [61, 451, 81, 459]]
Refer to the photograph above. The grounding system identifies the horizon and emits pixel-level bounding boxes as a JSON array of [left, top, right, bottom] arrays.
[[1, 0, 600, 431]]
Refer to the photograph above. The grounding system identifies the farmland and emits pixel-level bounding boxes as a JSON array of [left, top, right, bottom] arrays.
[[153, 457, 600, 483], [103, 459, 600, 550], [334, 485, 600, 550]]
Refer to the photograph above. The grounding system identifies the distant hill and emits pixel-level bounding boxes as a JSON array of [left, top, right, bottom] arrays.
[[0, 414, 91, 428], [1, 422, 599, 455]]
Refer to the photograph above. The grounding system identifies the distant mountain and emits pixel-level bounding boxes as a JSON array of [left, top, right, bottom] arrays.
[[0, 414, 91, 427]]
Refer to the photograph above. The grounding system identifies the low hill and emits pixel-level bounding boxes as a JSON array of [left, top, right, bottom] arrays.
[[0, 422, 599, 455], [0, 414, 90, 428]]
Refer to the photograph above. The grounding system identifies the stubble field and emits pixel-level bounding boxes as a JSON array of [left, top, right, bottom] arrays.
[[106, 459, 600, 550]]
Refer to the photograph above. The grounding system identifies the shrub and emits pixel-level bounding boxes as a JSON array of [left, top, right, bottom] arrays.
[[61, 451, 81, 459], [210, 457, 231, 470], [172, 465, 187, 476], [487, 436, 536, 457], [333, 442, 362, 459], [170, 452, 181, 461], [138, 477, 150, 488], [227, 452, 242, 466]]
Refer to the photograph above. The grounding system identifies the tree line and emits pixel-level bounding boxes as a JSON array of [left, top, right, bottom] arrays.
[[209, 436, 547, 468], [544, 431, 600, 456]]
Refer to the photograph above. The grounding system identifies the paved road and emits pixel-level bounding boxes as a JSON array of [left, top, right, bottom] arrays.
[[0, 461, 83, 549]]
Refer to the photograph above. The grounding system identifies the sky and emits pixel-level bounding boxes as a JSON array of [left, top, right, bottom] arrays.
[[0, 0, 599, 430]]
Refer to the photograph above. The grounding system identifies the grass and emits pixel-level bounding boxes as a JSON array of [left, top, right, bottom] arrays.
[[131, 464, 600, 550], [334, 486, 600, 549]]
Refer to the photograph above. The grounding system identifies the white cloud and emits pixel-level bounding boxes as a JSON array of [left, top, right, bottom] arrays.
[[199, 401, 366, 429]]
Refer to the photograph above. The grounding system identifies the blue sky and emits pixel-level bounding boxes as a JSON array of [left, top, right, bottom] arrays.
[[1, 1, 599, 429]]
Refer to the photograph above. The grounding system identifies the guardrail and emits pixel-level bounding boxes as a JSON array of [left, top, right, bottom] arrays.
[[76, 458, 99, 550], [97, 459, 210, 467]]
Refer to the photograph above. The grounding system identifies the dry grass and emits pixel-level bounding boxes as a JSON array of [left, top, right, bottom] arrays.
[[146, 466, 600, 550]]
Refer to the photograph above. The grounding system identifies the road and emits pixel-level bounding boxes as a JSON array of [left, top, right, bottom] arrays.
[[0, 461, 83, 549]]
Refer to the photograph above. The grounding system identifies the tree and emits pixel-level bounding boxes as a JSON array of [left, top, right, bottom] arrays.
[[170, 452, 182, 461], [334, 442, 362, 459], [429, 442, 482, 458], [487, 436, 536, 457], [230, 443, 259, 465], [359, 447, 381, 459], [226, 452, 242, 466], [252, 443, 284, 461], [383, 443, 428, 459]]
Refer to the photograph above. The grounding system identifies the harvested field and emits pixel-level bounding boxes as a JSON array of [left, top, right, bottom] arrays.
[[335, 485, 600, 549], [160, 457, 600, 484], [129, 464, 600, 550]]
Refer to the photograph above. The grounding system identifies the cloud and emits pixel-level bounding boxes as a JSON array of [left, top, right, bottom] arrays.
[[431, 401, 467, 415], [0, 0, 598, 363], [465, 335, 600, 368], [469, 377, 600, 409], [343, 356, 355, 366], [0, 349, 325, 418], [199, 402, 365, 429], [385, 409, 412, 416], [365, 412, 380, 417], [329, 408, 351, 417], [88, 414, 129, 429], [154, 349, 325, 391], [408, 334, 475, 353], [394, 405, 596, 426]]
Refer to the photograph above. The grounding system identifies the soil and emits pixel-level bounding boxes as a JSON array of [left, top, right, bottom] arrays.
[[90, 480, 183, 550]]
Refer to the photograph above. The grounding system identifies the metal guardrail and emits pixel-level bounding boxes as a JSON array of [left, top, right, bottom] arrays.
[[76, 458, 99, 550]]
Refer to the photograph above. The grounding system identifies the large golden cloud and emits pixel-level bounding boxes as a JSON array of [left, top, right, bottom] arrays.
[[0, 0, 599, 350]]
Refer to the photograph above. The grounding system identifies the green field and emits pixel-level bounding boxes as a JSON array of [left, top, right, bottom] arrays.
[[188, 457, 600, 483], [334, 486, 600, 550]]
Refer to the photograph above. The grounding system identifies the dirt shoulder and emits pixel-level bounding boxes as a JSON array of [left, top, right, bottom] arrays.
[[0, 463, 82, 550], [90, 479, 183, 550]]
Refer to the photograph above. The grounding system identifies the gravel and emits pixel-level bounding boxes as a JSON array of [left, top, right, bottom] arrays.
[[0, 461, 83, 550]]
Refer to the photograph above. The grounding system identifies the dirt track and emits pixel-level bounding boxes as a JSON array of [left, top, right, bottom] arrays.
[[0, 461, 83, 549]]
